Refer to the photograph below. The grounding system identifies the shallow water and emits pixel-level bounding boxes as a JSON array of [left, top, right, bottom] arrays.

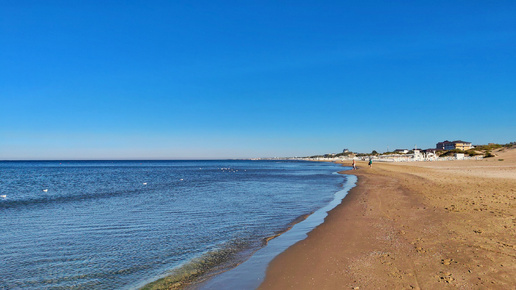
[[198, 174, 357, 289], [0, 160, 347, 289]]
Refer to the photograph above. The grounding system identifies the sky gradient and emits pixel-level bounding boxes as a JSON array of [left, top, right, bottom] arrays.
[[1, 1, 515, 159]]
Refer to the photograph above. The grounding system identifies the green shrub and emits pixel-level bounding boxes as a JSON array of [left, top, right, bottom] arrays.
[[475, 144, 502, 151]]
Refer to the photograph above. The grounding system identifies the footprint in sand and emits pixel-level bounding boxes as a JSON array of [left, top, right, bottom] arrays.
[[441, 258, 457, 265]]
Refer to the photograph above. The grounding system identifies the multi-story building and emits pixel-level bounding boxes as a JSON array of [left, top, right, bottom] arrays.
[[436, 140, 473, 151]]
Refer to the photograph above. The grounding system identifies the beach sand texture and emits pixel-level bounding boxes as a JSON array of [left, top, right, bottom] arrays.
[[260, 148, 516, 289]]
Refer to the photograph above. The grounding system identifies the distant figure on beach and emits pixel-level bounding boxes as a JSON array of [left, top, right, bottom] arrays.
[[368, 159, 372, 168], [352, 159, 356, 170]]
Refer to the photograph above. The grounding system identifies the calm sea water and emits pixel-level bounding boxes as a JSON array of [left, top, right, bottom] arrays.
[[0, 160, 348, 289]]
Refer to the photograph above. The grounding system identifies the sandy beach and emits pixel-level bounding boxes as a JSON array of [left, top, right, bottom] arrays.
[[260, 148, 516, 289]]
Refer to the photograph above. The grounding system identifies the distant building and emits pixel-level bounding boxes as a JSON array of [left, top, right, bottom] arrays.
[[422, 148, 439, 159], [394, 149, 409, 154], [436, 140, 473, 151], [412, 147, 423, 161], [343, 149, 349, 153]]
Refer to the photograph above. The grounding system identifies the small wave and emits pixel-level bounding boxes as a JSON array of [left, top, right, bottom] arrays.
[[10, 263, 153, 289], [140, 240, 251, 290], [262, 212, 312, 245], [141, 212, 314, 290], [0, 188, 144, 210]]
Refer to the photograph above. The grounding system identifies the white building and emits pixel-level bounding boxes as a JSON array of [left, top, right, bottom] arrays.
[[455, 153, 465, 160], [413, 147, 424, 161]]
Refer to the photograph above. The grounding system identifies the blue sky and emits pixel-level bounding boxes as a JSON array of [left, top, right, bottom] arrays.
[[1, 1, 515, 159]]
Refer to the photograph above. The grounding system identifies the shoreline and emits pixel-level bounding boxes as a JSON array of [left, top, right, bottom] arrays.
[[259, 149, 516, 289], [194, 174, 357, 289], [140, 163, 353, 290], [141, 212, 315, 290]]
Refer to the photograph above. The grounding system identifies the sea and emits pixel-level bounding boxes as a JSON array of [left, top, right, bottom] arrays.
[[0, 160, 353, 289]]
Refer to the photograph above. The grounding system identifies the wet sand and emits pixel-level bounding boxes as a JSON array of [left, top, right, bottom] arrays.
[[260, 148, 516, 289]]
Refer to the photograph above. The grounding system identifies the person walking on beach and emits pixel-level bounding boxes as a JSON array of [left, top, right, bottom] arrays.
[[352, 159, 356, 170], [368, 158, 372, 168]]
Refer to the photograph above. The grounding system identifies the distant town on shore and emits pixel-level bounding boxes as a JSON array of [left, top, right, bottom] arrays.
[[255, 140, 516, 162]]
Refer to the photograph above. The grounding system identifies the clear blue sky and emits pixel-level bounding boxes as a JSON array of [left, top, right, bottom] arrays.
[[1, 1, 515, 159]]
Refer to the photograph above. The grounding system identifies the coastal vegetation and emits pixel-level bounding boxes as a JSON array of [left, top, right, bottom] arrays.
[[439, 149, 467, 157]]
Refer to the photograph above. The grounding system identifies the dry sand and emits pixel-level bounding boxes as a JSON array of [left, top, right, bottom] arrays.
[[260, 148, 516, 289]]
